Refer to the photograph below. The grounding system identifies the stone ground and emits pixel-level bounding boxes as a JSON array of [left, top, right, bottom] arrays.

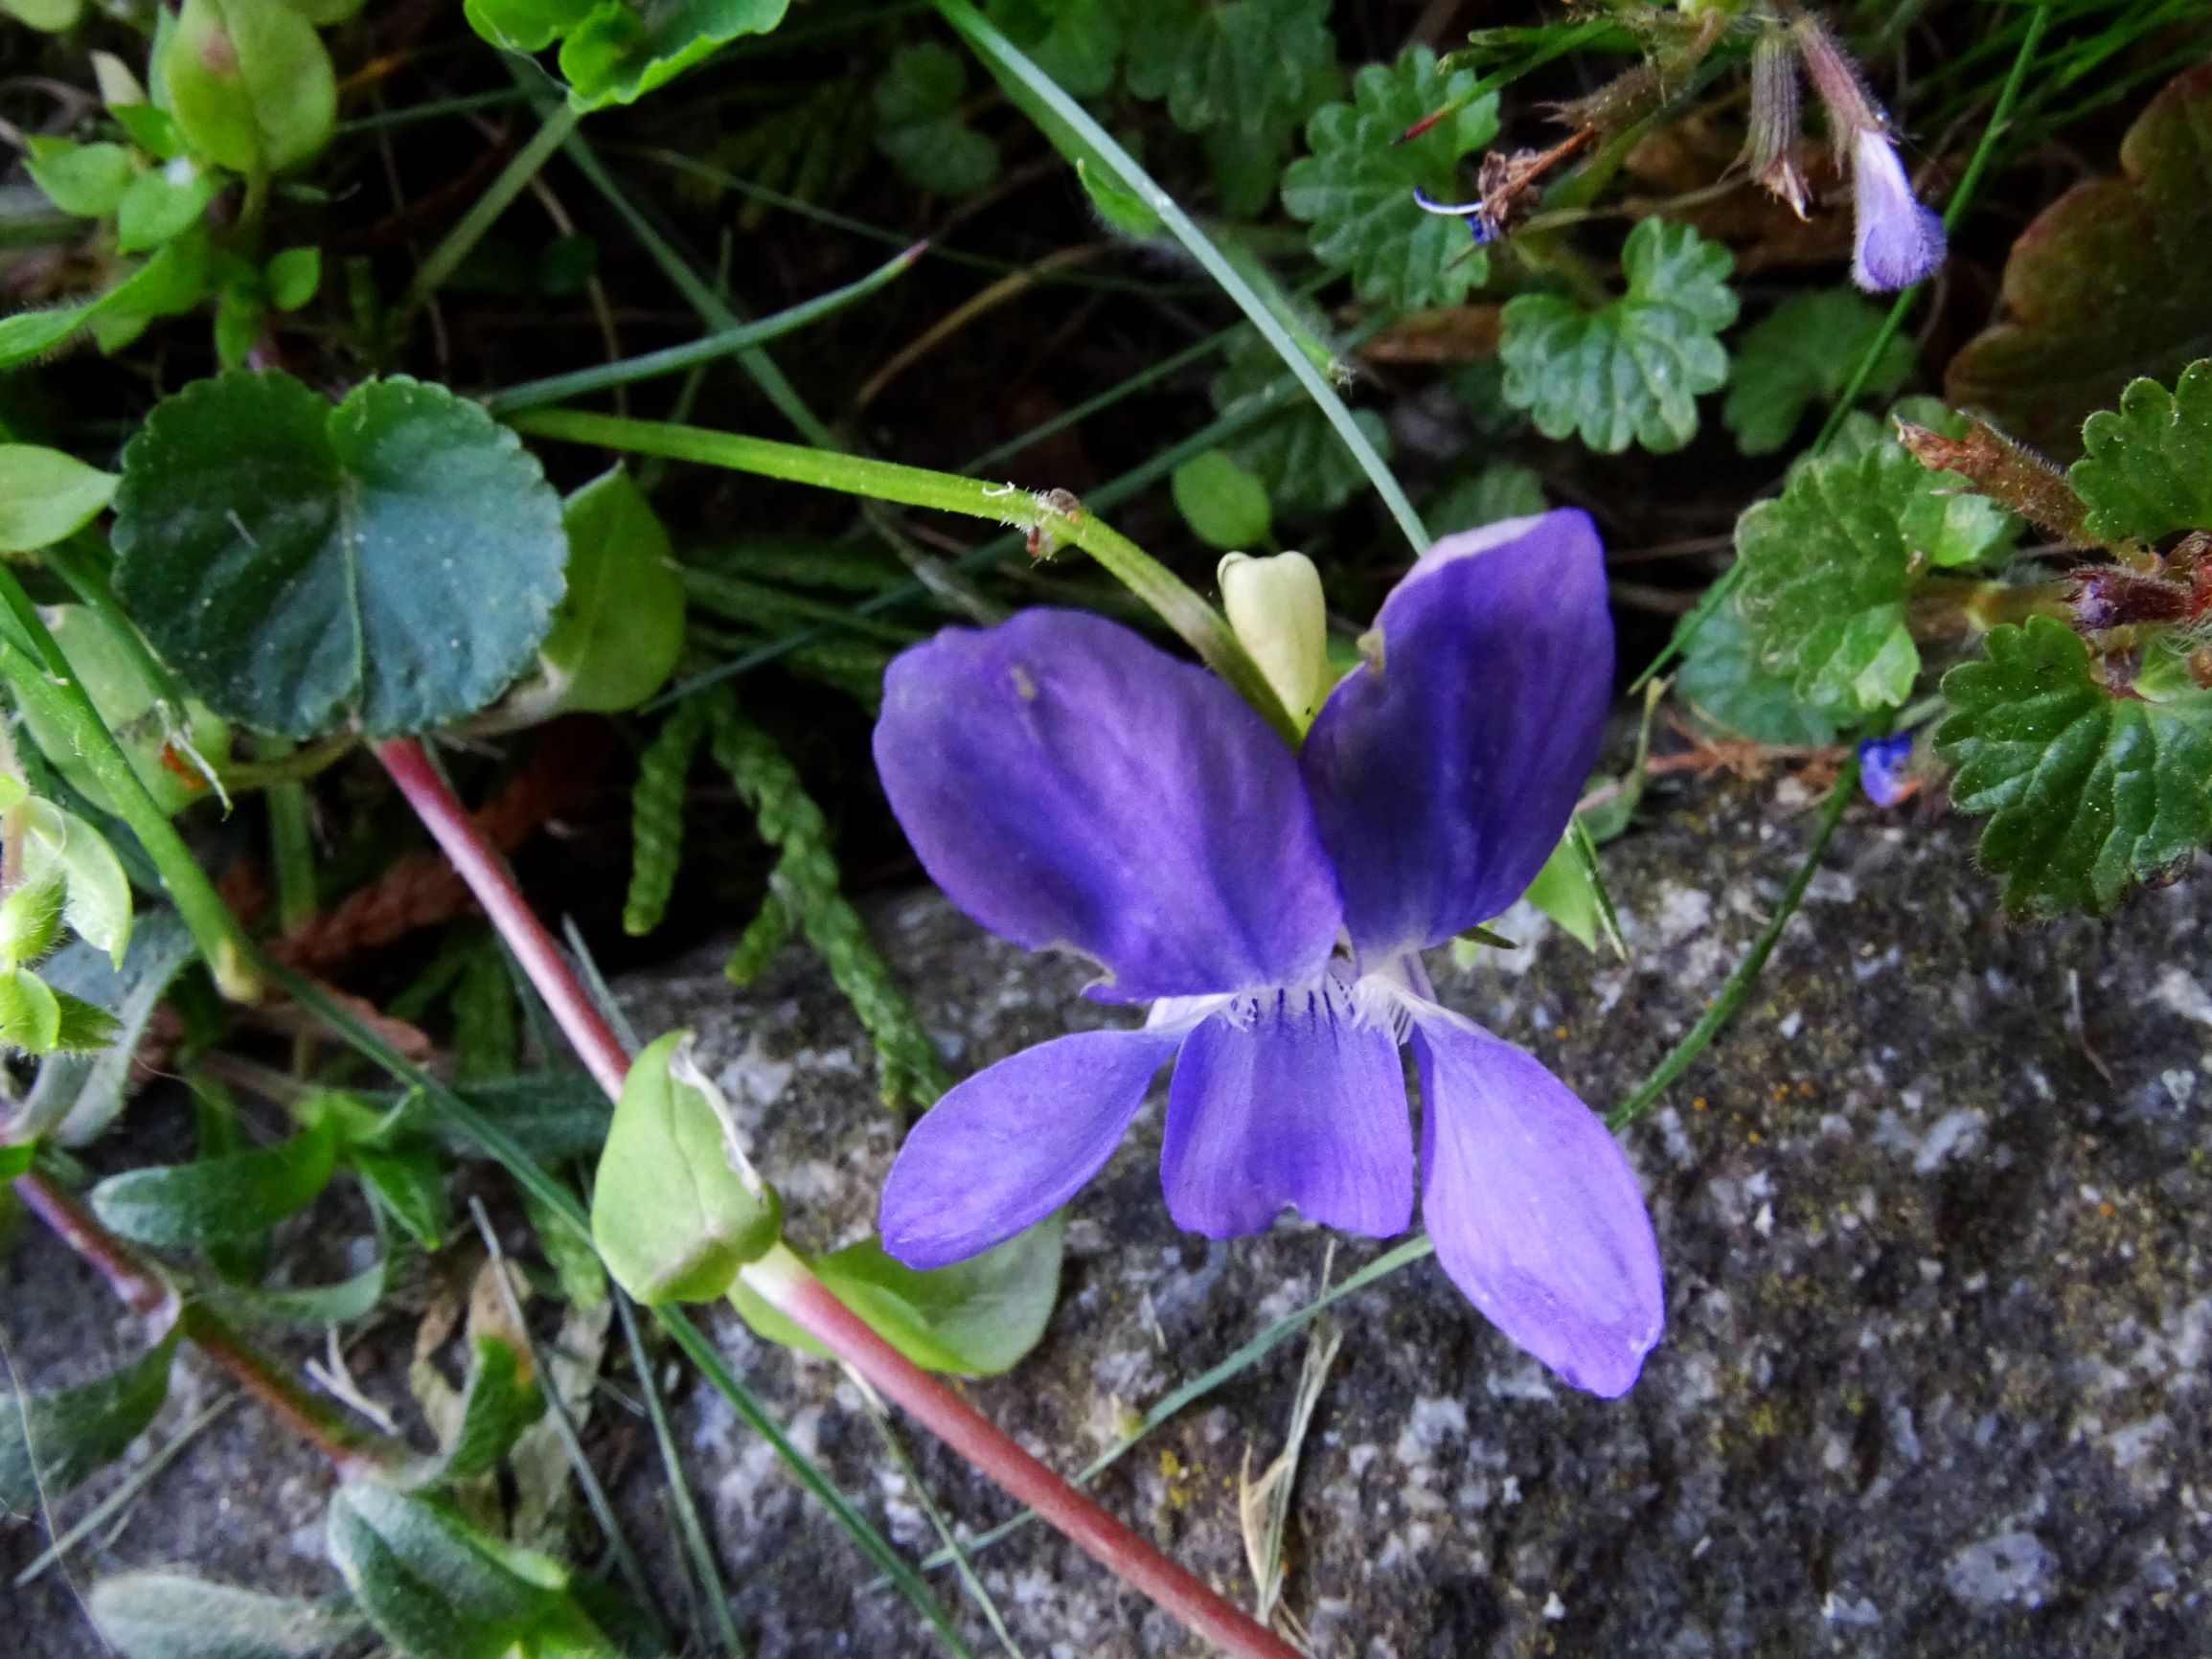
[[10, 773, 2212, 1657]]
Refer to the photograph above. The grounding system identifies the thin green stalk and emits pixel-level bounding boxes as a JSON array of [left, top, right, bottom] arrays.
[[934, 0, 1428, 555], [484, 244, 926, 416], [613, 1292, 745, 1659], [403, 102, 583, 317], [911, 1235, 1435, 1577], [338, 89, 530, 136], [266, 773, 316, 935], [511, 409, 1300, 744], [1632, 1, 2053, 694], [1606, 752, 1859, 1130]]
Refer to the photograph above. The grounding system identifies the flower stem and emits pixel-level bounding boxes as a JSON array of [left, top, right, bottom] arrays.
[[373, 739, 1303, 1659], [1607, 750, 1860, 1130], [508, 408, 1302, 746], [11, 1168, 396, 1480]]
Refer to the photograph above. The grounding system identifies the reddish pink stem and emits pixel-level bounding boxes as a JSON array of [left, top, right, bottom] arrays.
[[375, 738, 628, 1100], [373, 736, 1300, 1659]]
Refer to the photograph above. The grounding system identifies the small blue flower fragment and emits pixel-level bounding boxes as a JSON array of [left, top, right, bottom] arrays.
[[1413, 185, 1498, 245], [1849, 129, 1946, 292], [871, 511, 1666, 1398], [1859, 732, 1916, 807]]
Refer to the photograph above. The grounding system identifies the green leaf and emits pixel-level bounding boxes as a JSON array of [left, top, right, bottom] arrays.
[[536, 468, 687, 714], [1500, 217, 1737, 453], [444, 1074, 610, 1164], [21, 799, 134, 966], [1936, 615, 2212, 914], [1734, 412, 2015, 722], [112, 372, 569, 740], [15, 606, 227, 819], [0, 1330, 177, 1516], [734, 1213, 1064, 1376], [90, 1118, 338, 1248], [0, 968, 62, 1054], [1124, 0, 1335, 140], [1, 0, 83, 31], [556, 0, 790, 111], [591, 1031, 783, 1305], [1676, 605, 1837, 746], [984, 0, 1121, 98], [352, 1141, 449, 1249], [0, 240, 199, 374], [162, 0, 336, 175], [0, 1144, 32, 1180], [1723, 288, 1917, 456], [2069, 358, 2212, 542], [410, 1337, 546, 1487], [1517, 833, 1598, 953], [874, 42, 1001, 199], [1948, 64, 2212, 458], [1075, 156, 1160, 237], [1210, 329, 1391, 518], [113, 104, 188, 163], [1425, 462, 1547, 537], [90, 1571, 363, 1659], [0, 878, 65, 968], [24, 138, 135, 218], [326, 1483, 567, 1659], [1280, 47, 1498, 312], [21, 913, 196, 1146], [1171, 448, 1272, 550], [209, 1258, 388, 1329], [115, 163, 217, 255], [51, 989, 123, 1054], [264, 246, 322, 311], [0, 443, 119, 553]]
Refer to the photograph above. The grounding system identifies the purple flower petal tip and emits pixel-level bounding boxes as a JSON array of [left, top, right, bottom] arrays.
[[879, 1028, 1174, 1270], [1850, 130, 1946, 292], [1413, 1011, 1664, 1398], [1858, 732, 1915, 807]]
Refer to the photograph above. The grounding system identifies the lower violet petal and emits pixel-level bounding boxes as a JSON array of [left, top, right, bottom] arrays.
[[1411, 1009, 1662, 1397], [880, 1027, 1177, 1270], [1161, 980, 1413, 1239]]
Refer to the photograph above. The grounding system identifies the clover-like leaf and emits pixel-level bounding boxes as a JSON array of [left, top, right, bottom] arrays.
[[874, 41, 1001, 199], [112, 372, 568, 740], [1735, 411, 2015, 722], [1499, 217, 1739, 453], [2068, 358, 2212, 543], [1723, 288, 1917, 456], [1280, 47, 1499, 312], [1948, 64, 2212, 457], [1210, 329, 1391, 518], [1123, 0, 1336, 139], [1936, 616, 2212, 914]]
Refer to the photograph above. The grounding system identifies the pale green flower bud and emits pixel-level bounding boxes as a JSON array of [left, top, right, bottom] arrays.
[[1219, 551, 1330, 729]]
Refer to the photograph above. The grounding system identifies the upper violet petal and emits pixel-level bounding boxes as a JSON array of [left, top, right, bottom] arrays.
[[879, 1027, 1177, 1270], [1300, 511, 1613, 962], [1160, 978, 1413, 1239], [1850, 130, 1946, 292], [875, 608, 1341, 1001], [1411, 1007, 1662, 1397]]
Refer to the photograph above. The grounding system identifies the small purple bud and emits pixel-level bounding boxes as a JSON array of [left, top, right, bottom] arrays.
[[1849, 128, 1946, 291], [1858, 732, 1915, 807]]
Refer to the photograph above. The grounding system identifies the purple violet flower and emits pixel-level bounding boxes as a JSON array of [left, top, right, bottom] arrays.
[[1849, 127, 1946, 292], [1858, 732, 1916, 807], [871, 511, 1664, 1398]]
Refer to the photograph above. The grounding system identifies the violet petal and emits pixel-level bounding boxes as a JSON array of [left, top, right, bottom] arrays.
[[1160, 980, 1413, 1239], [875, 608, 1342, 1001], [879, 1027, 1178, 1270], [1301, 511, 1613, 962], [1411, 1006, 1663, 1397], [1850, 130, 1946, 292]]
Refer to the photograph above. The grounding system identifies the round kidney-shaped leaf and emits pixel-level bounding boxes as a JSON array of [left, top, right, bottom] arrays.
[[112, 373, 568, 739]]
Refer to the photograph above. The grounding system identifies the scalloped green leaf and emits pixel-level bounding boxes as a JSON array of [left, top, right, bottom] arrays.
[[111, 372, 568, 740], [1734, 411, 2016, 722], [1936, 615, 2212, 915], [2068, 358, 2212, 542], [1280, 47, 1499, 312], [558, 0, 788, 108], [873, 41, 1001, 199], [984, 0, 1123, 99], [1723, 288, 1917, 456], [1948, 64, 2212, 458], [1209, 329, 1391, 518], [1123, 0, 1335, 139], [1676, 606, 1837, 746], [1499, 217, 1738, 454]]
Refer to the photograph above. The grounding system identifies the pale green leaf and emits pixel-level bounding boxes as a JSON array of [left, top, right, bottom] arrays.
[[21, 799, 134, 966], [1280, 47, 1498, 312], [0, 967, 62, 1054], [90, 1571, 362, 1659], [537, 468, 687, 714], [162, 0, 336, 174], [1172, 448, 1271, 550], [0, 444, 118, 553], [2069, 357, 2212, 542], [114, 163, 217, 254], [557, 0, 789, 111], [1499, 217, 1739, 454], [24, 138, 135, 218], [1676, 605, 1837, 746]]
